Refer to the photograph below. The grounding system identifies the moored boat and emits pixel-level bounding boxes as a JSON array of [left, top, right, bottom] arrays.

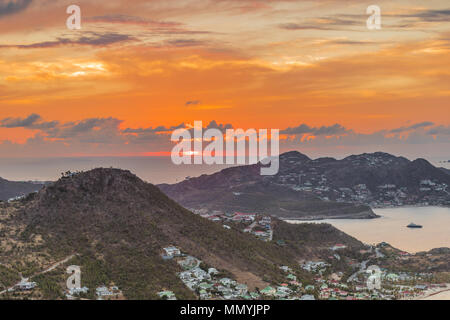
[[407, 222, 423, 228]]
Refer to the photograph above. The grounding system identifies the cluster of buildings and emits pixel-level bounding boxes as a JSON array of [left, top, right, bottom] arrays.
[[301, 261, 330, 274], [161, 247, 321, 300], [296, 243, 448, 300], [160, 246, 318, 300], [190, 210, 274, 242], [157, 290, 177, 300], [269, 152, 450, 207], [7, 195, 26, 203], [367, 181, 449, 207], [191, 210, 256, 224], [95, 285, 122, 300], [301, 258, 396, 300], [8, 279, 37, 292], [160, 242, 448, 301], [66, 285, 122, 300], [395, 283, 448, 299], [257, 266, 311, 300], [291, 178, 449, 208], [342, 246, 445, 300], [243, 215, 273, 241], [161, 246, 260, 300], [345, 268, 445, 300], [66, 286, 89, 298]]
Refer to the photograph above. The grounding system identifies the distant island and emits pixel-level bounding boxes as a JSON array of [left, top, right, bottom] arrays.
[[160, 151, 450, 220], [0, 177, 46, 201]]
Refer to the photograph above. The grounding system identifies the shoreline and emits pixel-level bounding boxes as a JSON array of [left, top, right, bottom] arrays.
[[404, 284, 450, 300], [281, 215, 380, 222], [371, 204, 450, 210], [280, 211, 380, 221], [281, 204, 450, 222], [284, 206, 450, 254]]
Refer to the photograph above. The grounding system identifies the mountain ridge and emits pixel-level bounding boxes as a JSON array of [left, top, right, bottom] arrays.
[[159, 151, 450, 218]]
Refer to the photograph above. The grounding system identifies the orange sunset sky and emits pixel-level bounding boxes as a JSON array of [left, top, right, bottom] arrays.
[[0, 0, 449, 167]]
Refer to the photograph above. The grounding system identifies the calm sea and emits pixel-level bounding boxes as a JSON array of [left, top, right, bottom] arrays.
[[0, 156, 233, 184], [286, 207, 450, 253]]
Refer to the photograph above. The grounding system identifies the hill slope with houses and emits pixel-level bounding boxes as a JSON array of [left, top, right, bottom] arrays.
[[0, 168, 366, 299], [0, 168, 448, 300], [159, 151, 450, 219]]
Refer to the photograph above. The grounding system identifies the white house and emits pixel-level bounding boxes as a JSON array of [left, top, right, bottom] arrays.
[[163, 246, 181, 257]]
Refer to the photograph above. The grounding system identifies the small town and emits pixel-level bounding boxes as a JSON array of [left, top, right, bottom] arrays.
[[1, 275, 124, 300], [286, 176, 448, 208], [190, 209, 274, 242], [159, 244, 448, 300], [66, 284, 123, 300], [270, 153, 450, 208]]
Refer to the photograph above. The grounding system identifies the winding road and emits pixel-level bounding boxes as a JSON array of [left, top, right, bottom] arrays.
[[0, 254, 76, 295]]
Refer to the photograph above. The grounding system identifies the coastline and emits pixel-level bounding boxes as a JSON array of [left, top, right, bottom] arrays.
[[281, 204, 449, 222], [404, 284, 450, 300], [371, 204, 450, 210], [280, 210, 380, 221], [284, 206, 450, 253]]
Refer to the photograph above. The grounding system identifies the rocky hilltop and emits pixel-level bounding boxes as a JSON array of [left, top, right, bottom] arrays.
[[0, 168, 364, 299]]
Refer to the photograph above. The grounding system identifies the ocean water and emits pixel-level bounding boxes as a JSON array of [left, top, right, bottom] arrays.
[[286, 206, 450, 253], [0, 156, 234, 184]]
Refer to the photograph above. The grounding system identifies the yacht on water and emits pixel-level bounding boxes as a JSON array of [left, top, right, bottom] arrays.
[[407, 222, 423, 228]]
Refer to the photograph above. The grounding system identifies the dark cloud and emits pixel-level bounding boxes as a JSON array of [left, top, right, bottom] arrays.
[[0, 113, 58, 129], [390, 121, 435, 133], [166, 39, 206, 47], [170, 120, 233, 137], [0, 113, 40, 128], [279, 23, 333, 31], [279, 16, 360, 31], [281, 123, 349, 136], [122, 124, 185, 145], [314, 124, 349, 136], [123, 123, 185, 134], [280, 8, 450, 33], [1, 115, 448, 158], [76, 33, 135, 46], [0, 32, 135, 49], [379, 9, 450, 29], [85, 14, 210, 35], [46, 117, 123, 143], [205, 120, 233, 132], [85, 14, 181, 27], [0, 0, 31, 18], [185, 100, 201, 106], [406, 9, 450, 23], [427, 125, 450, 135], [281, 124, 313, 135], [328, 39, 378, 46]]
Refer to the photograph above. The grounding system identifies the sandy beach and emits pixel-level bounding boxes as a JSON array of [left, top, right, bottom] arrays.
[[414, 284, 450, 300], [420, 290, 450, 300]]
